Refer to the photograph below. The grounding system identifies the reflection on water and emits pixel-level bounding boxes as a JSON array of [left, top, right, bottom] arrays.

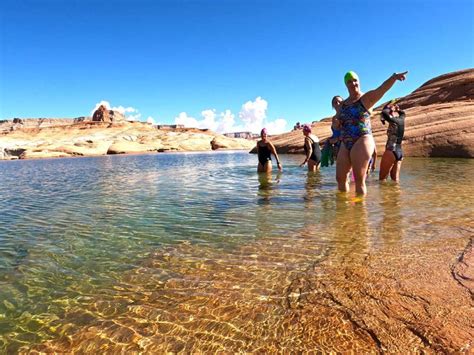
[[0, 153, 473, 352]]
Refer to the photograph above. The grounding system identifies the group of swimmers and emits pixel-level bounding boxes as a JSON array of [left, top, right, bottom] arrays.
[[256, 70, 408, 195]]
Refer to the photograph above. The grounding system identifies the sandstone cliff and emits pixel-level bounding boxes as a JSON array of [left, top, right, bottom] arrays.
[[0, 120, 255, 160], [253, 69, 474, 158]]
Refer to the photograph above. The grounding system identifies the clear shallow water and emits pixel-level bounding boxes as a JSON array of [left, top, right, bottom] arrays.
[[0, 152, 473, 352]]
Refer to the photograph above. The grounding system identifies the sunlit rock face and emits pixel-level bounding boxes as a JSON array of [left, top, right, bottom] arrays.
[[0, 121, 255, 160], [254, 69, 474, 158]]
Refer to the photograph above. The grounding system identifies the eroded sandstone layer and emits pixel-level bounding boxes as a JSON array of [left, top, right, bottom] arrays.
[[0, 120, 254, 160]]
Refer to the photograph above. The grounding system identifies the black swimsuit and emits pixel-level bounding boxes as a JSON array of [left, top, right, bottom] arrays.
[[258, 143, 272, 165], [304, 136, 321, 164], [382, 109, 405, 162]]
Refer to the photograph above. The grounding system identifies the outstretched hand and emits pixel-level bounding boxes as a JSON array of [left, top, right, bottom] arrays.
[[393, 71, 408, 81]]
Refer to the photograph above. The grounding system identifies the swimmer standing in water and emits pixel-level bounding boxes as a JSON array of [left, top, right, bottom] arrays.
[[336, 70, 408, 195], [321, 96, 343, 167], [256, 128, 282, 173], [379, 102, 406, 181], [300, 124, 322, 171]]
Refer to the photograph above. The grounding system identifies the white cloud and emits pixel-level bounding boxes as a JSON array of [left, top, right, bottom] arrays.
[[174, 110, 228, 132], [175, 112, 199, 128], [174, 97, 287, 134], [200, 109, 218, 131], [216, 110, 236, 133], [125, 113, 141, 122], [239, 96, 268, 133], [266, 118, 287, 134], [90, 98, 287, 134], [113, 106, 136, 114], [238, 97, 287, 134]]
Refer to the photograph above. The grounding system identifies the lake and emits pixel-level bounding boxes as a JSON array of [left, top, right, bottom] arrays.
[[1, 151, 473, 352]]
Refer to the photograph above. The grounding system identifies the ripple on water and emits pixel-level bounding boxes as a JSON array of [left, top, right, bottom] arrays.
[[0, 154, 473, 352]]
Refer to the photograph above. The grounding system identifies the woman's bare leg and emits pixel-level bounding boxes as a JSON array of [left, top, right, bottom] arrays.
[[257, 162, 272, 173], [307, 159, 320, 172], [336, 144, 352, 192], [350, 136, 375, 195], [390, 160, 402, 181], [379, 150, 396, 180]]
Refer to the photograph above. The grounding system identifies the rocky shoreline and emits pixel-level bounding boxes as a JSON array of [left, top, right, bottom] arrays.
[[0, 121, 255, 160]]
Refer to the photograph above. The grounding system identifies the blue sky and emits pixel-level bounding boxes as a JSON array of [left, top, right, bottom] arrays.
[[1, 0, 473, 133]]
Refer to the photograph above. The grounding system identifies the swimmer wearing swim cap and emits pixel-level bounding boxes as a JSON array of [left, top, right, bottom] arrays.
[[335, 69, 408, 195], [344, 71, 359, 84], [300, 124, 321, 172], [256, 128, 282, 173]]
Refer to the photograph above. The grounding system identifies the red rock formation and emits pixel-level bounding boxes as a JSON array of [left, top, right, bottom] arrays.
[[257, 69, 474, 158], [92, 105, 110, 122]]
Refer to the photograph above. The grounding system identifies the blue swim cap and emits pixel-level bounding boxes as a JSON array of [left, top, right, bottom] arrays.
[[344, 71, 359, 84]]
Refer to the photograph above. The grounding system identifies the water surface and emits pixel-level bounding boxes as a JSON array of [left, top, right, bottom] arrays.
[[1, 152, 473, 352]]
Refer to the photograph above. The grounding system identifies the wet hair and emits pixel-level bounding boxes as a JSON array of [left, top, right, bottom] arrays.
[[302, 124, 311, 133]]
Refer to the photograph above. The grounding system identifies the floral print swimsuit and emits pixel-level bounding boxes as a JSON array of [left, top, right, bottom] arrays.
[[338, 100, 372, 150]]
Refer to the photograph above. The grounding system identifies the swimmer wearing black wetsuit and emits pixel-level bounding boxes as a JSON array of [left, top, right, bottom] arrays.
[[379, 103, 406, 181], [382, 106, 405, 161]]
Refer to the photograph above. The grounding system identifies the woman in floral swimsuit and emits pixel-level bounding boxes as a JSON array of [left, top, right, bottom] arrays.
[[336, 70, 408, 195]]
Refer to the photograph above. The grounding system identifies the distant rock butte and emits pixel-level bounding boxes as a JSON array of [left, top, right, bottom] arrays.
[[0, 117, 255, 160], [92, 105, 126, 123], [251, 68, 474, 158]]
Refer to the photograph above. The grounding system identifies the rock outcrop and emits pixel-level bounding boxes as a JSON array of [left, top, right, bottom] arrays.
[[252, 69, 474, 158], [0, 117, 88, 132], [0, 120, 255, 160], [91, 105, 125, 123]]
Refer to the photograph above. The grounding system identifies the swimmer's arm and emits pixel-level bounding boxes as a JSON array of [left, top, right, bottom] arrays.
[[268, 142, 282, 170], [383, 110, 405, 126], [362, 71, 408, 110], [381, 109, 396, 124]]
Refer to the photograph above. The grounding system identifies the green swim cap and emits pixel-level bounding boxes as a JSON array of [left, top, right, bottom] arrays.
[[344, 71, 359, 84]]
